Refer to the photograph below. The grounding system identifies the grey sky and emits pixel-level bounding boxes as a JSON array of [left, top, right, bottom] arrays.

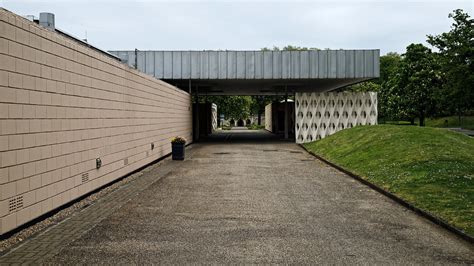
[[1, 0, 472, 55]]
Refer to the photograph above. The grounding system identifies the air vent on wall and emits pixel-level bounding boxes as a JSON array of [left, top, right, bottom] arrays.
[[9, 196, 23, 212], [82, 173, 89, 183], [146, 151, 149, 157], [124, 158, 129, 165]]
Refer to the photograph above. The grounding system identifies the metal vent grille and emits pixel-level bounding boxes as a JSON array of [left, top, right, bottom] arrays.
[[9, 196, 23, 212], [82, 173, 89, 183], [124, 158, 128, 165]]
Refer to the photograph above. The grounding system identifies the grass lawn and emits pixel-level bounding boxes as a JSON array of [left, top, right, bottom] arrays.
[[381, 116, 474, 130], [425, 116, 474, 130], [303, 125, 474, 236]]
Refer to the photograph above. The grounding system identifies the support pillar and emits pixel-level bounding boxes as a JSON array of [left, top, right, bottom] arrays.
[[284, 85, 288, 140], [194, 86, 199, 142], [189, 79, 193, 141]]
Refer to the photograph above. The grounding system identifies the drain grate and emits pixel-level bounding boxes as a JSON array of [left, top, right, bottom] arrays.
[[9, 196, 23, 212], [81, 173, 89, 183]]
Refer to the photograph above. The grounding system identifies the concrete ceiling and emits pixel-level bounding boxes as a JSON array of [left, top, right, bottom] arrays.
[[164, 78, 373, 95]]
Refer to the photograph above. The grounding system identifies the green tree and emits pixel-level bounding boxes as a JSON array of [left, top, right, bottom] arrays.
[[387, 44, 442, 126], [378, 53, 402, 120], [427, 9, 474, 123], [250, 96, 277, 125], [345, 81, 380, 92], [206, 96, 254, 121], [261, 45, 320, 51], [379, 52, 402, 85]]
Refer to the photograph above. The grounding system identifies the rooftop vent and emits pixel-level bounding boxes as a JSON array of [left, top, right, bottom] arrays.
[[25, 15, 36, 22], [39, 12, 55, 31]]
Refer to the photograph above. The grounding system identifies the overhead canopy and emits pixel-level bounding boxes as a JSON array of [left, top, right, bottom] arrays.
[[109, 50, 380, 95]]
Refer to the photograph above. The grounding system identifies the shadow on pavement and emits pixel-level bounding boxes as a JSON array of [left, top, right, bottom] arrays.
[[200, 128, 292, 143]]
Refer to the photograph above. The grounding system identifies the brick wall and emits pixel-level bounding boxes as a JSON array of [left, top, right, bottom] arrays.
[[0, 9, 192, 234]]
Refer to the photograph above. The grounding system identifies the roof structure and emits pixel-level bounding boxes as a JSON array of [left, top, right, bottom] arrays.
[[110, 50, 380, 95]]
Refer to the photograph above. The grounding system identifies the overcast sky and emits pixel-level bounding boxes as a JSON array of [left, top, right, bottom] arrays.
[[1, 0, 472, 55]]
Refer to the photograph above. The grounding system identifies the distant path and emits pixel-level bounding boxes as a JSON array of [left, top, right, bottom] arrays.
[[1, 133, 473, 264], [448, 128, 474, 136], [230, 126, 249, 130]]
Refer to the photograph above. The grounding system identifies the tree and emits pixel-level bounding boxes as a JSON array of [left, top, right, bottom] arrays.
[[376, 53, 402, 120], [427, 9, 474, 123], [379, 52, 402, 85], [387, 44, 442, 126], [261, 45, 320, 51], [250, 96, 276, 125], [206, 96, 254, 121], [345, 81, 380, 92]]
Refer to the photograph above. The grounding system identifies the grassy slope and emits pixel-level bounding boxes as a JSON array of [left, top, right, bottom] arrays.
[[303, 125, 474, 235]]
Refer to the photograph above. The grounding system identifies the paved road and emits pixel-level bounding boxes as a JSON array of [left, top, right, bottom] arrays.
[[8, 130, 474, 263]]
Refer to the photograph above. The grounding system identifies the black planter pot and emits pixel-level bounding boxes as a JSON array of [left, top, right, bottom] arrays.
[[171, 143, 185, 160]]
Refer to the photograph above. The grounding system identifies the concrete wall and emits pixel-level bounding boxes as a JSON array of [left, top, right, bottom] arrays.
[[264, 102, 295, 138], [0, 9, 192, 234], [295, 92, 377, 143], [265, 104, 272, 132]]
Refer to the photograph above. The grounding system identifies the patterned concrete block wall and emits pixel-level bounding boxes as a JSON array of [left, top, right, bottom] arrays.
[[0, 9, 192, 234], [211, 103, 217, 131], [295, 92, 377, 143]]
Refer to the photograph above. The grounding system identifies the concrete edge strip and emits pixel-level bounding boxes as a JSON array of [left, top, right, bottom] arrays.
[[298, 144, 474, 244]]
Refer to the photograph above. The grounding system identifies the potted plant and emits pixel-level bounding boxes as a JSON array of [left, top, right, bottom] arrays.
[[171, 136, 186, 160]]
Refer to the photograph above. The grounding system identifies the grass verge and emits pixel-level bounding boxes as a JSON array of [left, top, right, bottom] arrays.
[[303, 125, 474, 236]]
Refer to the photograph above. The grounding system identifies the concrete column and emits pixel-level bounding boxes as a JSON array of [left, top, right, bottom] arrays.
[[189, 79, 193, 141], [194, 86, 199, 141], [284, 85, 288, 139]]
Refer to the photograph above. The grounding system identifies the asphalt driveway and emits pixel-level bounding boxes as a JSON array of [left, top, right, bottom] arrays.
[[45, 130, 474, 264]]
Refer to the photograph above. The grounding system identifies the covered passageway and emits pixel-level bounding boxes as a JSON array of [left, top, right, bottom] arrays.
[[109, 50, 380, 143]]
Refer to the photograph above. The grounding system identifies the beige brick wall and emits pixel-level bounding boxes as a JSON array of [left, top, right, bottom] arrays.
[[0, 9, 192, 234]]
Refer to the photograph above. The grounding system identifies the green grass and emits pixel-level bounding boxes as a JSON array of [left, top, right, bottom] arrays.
[[425, 116, 474, 130], [247, 124, 265, 130], [303, 125, 474, 236], [382, 116, 474, 129], [381, 120, 414, 125]]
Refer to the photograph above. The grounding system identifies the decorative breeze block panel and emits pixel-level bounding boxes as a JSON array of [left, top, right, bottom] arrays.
[[295, 92, 377, 143], [212, 103, 218, 131]]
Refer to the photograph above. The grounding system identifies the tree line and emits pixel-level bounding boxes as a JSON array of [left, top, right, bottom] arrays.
[[202, 9, 473, 127], [350, 9, 473, 126]]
